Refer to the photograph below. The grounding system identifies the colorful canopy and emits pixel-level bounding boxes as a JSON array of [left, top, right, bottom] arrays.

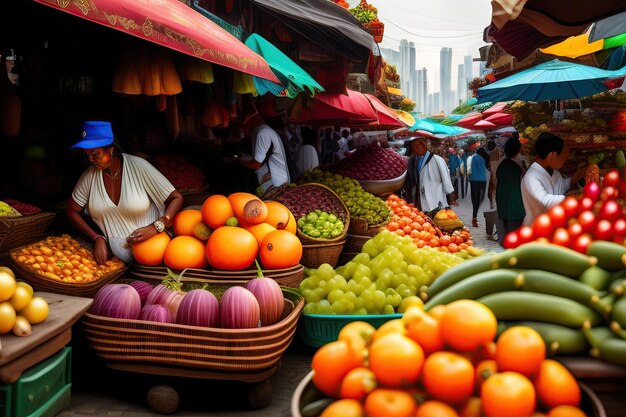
[[364, 94, 409, 129], [482, 102, 510, 116], [410, 119, 472, 137], [33, 0, 279, 82], [471, 120, 497, 130], [456, 113, 483, 128], [485, 112, 514, 126], [590, 10, 626, 43], [477, 59, 626, 103]]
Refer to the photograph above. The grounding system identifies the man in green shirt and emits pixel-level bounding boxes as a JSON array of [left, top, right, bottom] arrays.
[[496, 137, 526, 241]]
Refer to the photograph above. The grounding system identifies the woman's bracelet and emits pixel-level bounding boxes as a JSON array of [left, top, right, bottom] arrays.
[[94, 234, 107, 243]]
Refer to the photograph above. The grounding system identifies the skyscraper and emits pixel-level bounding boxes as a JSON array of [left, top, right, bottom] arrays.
[[457, 63, 466, 104], [380, 47, 400, 67], [440, 47, 452, 114], [416, 68, 428, 114], [409, 42, 416, 100], [399, 40, 411, 95], [464, 55, 473, 87]]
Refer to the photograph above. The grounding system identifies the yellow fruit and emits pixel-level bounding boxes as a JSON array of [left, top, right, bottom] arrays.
[[21, 297, 49, 324], [12, 316, 32, 337], [10, 285, 33, 312], [0, 302, 16, 334], [16, 281, 34, 296], [0, 266, 15, 279], [193, 223, 212, 241], [0, 271, 16, 302]]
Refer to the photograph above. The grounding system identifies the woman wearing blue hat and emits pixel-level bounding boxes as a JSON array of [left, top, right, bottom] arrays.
[[66, 121, 184, 264]]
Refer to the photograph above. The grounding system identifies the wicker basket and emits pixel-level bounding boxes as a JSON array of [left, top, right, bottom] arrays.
[[300, 240, 346, 269], [348, 217, 387, 236], [264, 183, 350, 245], [343, 233, 372, 253], [8, 250, 128, 297], [130, 263, 305, 288], [0, 212, 56, 254], [82, 291, 304, 379]]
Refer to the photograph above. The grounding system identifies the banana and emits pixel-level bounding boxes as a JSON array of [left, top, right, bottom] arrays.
[[595, 335, 626, 366], [598, 293, 616, 317], [611, 297, 626, 329], [499, 321, 588, 355], [478, 292, 602, 328], [582, 326, 615, 350], [518, 270, 602, 308], [579, 265, 613, 291], [423, 253, 499, 301], [609, 321, 626, 340], [610, 278, 626, 298], [495, 243, 596, 278], [586, 241, 626, 271]]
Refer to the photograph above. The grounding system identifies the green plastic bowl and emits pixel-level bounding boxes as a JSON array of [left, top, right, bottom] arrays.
[[297, 312, 402, 348]]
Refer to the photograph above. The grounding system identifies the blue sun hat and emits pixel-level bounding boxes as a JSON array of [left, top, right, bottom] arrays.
[[71, 121, 114, 149]]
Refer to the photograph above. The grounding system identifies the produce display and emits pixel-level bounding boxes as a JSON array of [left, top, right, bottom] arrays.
[[503, 169, 626, 252], [151, 153, 207, 193], [1, 199, 42, 215], [305, 300, 589, 417], [132, 193, 302, 270], [385, 194, 473, 253], [92, 269, 287, 329], [297, 210, 345, 239], [10, 235, 125, 283], [302, 169, 391, 227], [330, 143, 407, 181], [0, 201, 21, 217], [422, 241, 626, 367], [299, 231, 465, 315], [0, 266, 50, 336]]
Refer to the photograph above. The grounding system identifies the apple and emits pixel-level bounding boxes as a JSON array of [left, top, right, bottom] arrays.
[[583, 181, 601, 202]]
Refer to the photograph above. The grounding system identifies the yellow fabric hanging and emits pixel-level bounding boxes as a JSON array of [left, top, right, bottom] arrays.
[[113, 46, 182, 96], [178, 57, 214, 84], [540, 33, 604, 59], [233, 72, 258, 96]]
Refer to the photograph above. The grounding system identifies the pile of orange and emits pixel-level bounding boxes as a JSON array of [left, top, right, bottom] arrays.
[[312, 300, 587, 417], [132, 192, 302, 271], [385, 194, 473, 253]]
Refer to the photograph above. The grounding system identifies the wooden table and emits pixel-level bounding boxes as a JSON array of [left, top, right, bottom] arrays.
[[0, 292, 92, 384]]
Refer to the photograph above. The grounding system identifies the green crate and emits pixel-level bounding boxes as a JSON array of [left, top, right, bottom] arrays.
[[13, 347, 71, 417], [297, 313, 402, 348], [0, 384, 11, 417]]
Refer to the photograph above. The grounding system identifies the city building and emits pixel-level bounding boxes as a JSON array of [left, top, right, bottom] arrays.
[[416, 68, 428, 114], [440, 47, 452, 114], [457, 63, 466, 104]]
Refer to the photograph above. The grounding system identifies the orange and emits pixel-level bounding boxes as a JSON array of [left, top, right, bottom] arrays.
[[534, 359, 581, 408], [312, 340, 363, 398], [338, 321, 376, 353], [163, 236, 207, 269], [227, 192, 259, 221], [459, 397, 482, 417], [422, 351, 475, 405], [415, 400, 460, 417], [320, 399, 364, 417], [371, 319, 406, 342], [496, 326, 546, 377], [131, 232, 170, 265], [172, 209, 203, 237], [259, 230, 302, 269], [547, 405, 587, 417], [206, 226, 258, 270], [244, 222, 277, 246], [339, 367, 377, 401], [364, 388, 416, 417], [481, 372, 536, 417], [405, 310, 444, 355], [201, 195, 234, 229], [474, 359, 498, 392], [368, 333, 424, 387], [439, 300, 497, 352], [264, 201, 295, 233]]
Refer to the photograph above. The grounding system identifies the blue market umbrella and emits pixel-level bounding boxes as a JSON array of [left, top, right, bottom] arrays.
[[244, 33, 324, 98], [477, 59, 626, 103], [411, 119, 471, 137]]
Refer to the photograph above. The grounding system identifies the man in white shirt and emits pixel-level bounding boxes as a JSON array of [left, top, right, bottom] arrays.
[[521, 132, 584, 225]]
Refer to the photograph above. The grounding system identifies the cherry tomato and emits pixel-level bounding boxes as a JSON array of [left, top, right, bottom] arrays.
[[572, 234, 593, 254], [532, 214, 553, 239], [583, 181, 601, 202], [548, 205, 567, 228], [518, 226, 534, 244], [578, 211, 597, 234], [601, 186, 619, 201], [619, 179, 626, 198], [561, 196, 580, 219], [503, 231, 520, 249], [551, 227, 571, 247], [567, 222, 583, 240], [579, 197, 595, 211], [593, 220, 614, 241], [603, 170, 621, 188], [600, 200, 622, 222], [614, 219, 626, 239]]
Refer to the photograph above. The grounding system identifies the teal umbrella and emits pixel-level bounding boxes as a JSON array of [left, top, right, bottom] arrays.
[[411, 119, 472, 137], [244, 33, 324, 98]]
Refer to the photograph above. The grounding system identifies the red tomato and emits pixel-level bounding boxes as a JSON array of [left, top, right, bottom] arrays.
[[593, 220, 614, 241], [619, 179, 626, 198], [552, 227, 570, 247], [601, 186, 619, 201], [579, 197, 595, 211], [583, 181, 601, 202], [603, 170, 621, 188], [600, 200, 622, 222], [561, 196, 580, 219], [578, 211, 597, 234], [518, 226, 534, 244], [572, 234, 593, 254], [614, 219, 626, 238], [548, 205, 567, 228], [533, 214, 553, 239], [567, 222, 583, 240], [503, 231, 520, 249]]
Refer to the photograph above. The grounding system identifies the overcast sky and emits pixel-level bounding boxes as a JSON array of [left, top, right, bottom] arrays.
[[347, 0, 493, 92]]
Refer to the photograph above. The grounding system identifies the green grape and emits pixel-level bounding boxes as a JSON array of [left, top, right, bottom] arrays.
[[353, 264, 372, 283], [352, 252, 371, 266], [299, 277, 315, 291], [358, 276, 372, 289], [383, 305, 396, 315], [334, 265, 346, 277], [396, 283, 413, 299], [301, 289, 313, 302], [407, 264, 425, 278], [317, 263, 336, 281], [332, 275, 348, 290], [346, 279, 358, 293], [328, 289, 344, 304], [342, 261, 359, 279], [392, 273, 409, 289], [312, 287, 327, 302], [354, 307, 368, 315], [373, 290, 386, 310], [353, 283, 364, 296], [377, 268, 394, 283], [398, 296, 424, 313], [362, 239, 380, 259], [386, 293, 402, 308], [303, 303, 317, 314], [344, 291, 358, 306], [318, 299, 333, 314]]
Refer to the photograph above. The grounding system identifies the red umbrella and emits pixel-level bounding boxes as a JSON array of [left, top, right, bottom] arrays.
[[484, 112, 514, 126], [289, 89, 378, 125], [364, 94, 408, 129], [471, 120, 497, 130], [34, 0, 280, 82], [457, 113, 483, 128], [482, 102, 509, 116]]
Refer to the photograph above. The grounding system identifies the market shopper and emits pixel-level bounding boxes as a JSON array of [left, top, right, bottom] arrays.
[[66, 121, 184, 264], [447, 147, 460, 206], [403, 137, 455, 216], [496, 137, 526, 241], [521, 132, 585, 225], [238, 109, 290, 193], [468, 147, 487, 227]]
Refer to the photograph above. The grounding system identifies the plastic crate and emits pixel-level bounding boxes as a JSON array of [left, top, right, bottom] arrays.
[[0, 385, 11, 417], [13, 347, 72, 417], [297, 313, 401, 348]]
